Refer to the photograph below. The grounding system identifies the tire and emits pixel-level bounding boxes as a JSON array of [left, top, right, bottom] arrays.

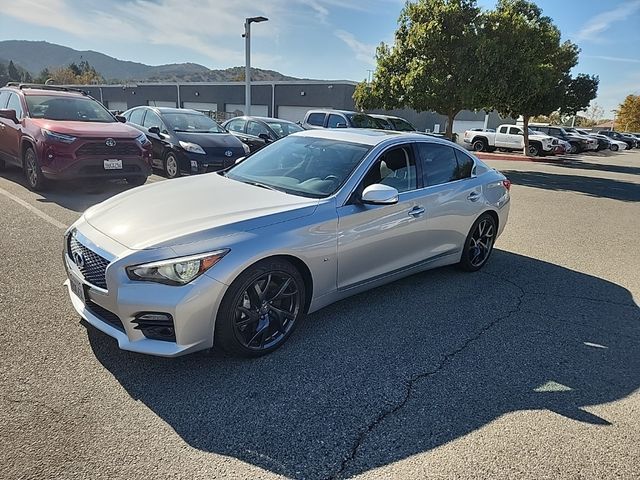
[[497, 147, 508, 153], [23, 146, 47, 191], [459, 213, 497, 272], [126, 176, 147, 187], [568, 143, 579, 154], [472, 139, 487, 152], [527, 143, 540, 157], [610, 144, 619, 152], [214, 258, 306, 357], [164, 152, 180, 179]]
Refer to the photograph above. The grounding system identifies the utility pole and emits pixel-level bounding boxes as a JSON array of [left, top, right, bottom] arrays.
[[244, 16, 268, 116]]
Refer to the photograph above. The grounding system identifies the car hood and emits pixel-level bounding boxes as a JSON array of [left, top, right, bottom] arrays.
[[529, 133, 554, 142], [29, 118, 140, 138], [174, 131, 245, 148], [84, 174, 319, 250]]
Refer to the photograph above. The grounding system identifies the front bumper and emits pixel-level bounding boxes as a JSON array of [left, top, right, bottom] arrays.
[[44, 156, 152, 180], [180, 150, 240, 175], [63, 233, 228, 357]]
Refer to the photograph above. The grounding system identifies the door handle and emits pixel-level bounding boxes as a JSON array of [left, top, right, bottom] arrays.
[[467, 192, 481, 202], [408, 206, 425, 217]]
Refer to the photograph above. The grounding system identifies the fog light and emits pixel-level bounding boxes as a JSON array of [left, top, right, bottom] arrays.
[[132, 312, 175, 342], [190, 160, 198, 171]]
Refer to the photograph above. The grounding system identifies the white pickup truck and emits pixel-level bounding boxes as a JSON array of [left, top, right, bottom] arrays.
[[464, 124, 557, 156]]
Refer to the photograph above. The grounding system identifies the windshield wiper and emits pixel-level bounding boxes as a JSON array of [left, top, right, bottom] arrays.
[[241, 180, 282, 192]]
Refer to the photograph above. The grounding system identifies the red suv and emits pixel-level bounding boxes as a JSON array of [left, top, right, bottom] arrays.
[[0, 83, 152, 190]]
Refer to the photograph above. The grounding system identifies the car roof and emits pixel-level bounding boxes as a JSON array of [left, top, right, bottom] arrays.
[[225, 116, 297, 124], [2, 86, 86, 97], [292, 128, 449, 146], [307, 109, 360, 115]]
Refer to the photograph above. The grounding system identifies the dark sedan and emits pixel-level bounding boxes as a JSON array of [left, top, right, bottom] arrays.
[[222, 116, 303, 152], [122, 107, 249, 178]]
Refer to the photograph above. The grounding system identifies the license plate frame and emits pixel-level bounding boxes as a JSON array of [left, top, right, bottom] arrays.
[[69, 274, 86, 304], [103, 159, 123, 170]]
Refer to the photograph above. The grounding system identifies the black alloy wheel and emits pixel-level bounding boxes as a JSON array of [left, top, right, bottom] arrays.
[[459, 213, 497, 272], [215, 259, 306, 357]]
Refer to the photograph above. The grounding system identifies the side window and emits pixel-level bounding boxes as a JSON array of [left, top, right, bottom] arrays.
[[143, 110, 162, 129], [417, 143, 460, 186], [128, 108, 145, 125], [509, 127, 521, 135], [498, 126, 508, 134], [226, 118, 246, 133], [0, 91, 10, 109], [453, 149, 474, 179], [307, 113, 326, 126], [247, 121, 270, 137], [327, 114, 345, 128], [361, 146, 417, 193], [6, 94, 24, 119]]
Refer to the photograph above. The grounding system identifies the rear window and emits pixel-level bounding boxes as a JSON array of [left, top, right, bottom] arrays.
[[25, 95, 115, 122]]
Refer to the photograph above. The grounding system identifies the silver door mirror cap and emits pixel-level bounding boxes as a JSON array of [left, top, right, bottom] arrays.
[[361, 184, 399, 205]]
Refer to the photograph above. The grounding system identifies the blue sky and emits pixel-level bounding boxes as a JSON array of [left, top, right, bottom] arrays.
[[1, 0, 639, 114]]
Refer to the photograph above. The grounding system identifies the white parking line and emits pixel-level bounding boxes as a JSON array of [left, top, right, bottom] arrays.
[[0, 186, 68, 230]]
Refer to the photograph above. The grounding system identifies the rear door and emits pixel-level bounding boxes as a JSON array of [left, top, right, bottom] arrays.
[[415, 142, 482, 259], [142, 109, 169, 162], [495, 125, 510, 148]]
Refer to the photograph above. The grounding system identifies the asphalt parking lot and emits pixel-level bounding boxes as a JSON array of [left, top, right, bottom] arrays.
[[1, 150, 639, 480]]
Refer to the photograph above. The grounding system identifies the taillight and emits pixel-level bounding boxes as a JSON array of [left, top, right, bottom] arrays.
[[502, 179, 511, 191]]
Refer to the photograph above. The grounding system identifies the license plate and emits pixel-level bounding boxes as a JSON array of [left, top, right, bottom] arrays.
[[104, 159, 123, 170], [69, 275, 86, 304]]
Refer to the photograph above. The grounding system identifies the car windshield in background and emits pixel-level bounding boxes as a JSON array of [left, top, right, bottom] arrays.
[[165, 113, 225, 133], [389, 118, 415, 131], [226, 136, 370, 198], [347, 113, 379, 128], [266, 121, 304, 138], [25, 95, 115, 122]]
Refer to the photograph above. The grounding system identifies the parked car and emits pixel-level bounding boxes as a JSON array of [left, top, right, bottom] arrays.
[[598, 130, 636, 149], [589, 133, 627, 151], [560, 127, 599, 151], [302, 109, 380, 130], [122, 107, 249, 178], [575, 129, 612, 151], [0, 83, 152, 190], [222, 116, 303, 152], [530, 124, 589, 153], [63, 129, 511, 357], [368, 114, 417, 132], [463, 124, 557, 156]]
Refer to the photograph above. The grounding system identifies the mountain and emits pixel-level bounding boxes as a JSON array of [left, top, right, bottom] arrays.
[[0, 40, 298, 82]]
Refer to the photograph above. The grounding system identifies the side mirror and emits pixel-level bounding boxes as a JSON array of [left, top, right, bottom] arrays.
[[336, 122, 348, 128], [258, 133, 271, 142], [234, 156, 245, 165], [115, 115, 127, 123], [148, 126, 161, 135], [0, 109, 18, 124], [361, 184, 399, 205]]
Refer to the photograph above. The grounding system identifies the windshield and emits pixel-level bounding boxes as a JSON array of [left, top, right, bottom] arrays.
[[164, 113, 225, 133], [226, 135, 370, 198], [25, 95, 115, 122], [389, 117, 416, 131], [265, 120, 304, 138], [346, 113, 379, 128]]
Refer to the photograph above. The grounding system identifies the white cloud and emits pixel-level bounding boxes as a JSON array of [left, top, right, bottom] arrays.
[[574, 0, 640, 42], [585, 55, 640, 64], [334, 30, 376, 67]]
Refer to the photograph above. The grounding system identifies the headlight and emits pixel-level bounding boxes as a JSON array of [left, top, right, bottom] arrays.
[[126, 250, 229, 286], [135, 132, 150, 146], [179, 141, 205, 154], [41, 129, 76, 144], [242, 143, 250, 154]]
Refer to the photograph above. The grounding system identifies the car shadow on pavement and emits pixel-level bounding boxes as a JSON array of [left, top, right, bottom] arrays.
[[501, 170, 640, 202], [87, 250, 640, 479], [540, 158, 640, 176], [0, 164, 140, 212]]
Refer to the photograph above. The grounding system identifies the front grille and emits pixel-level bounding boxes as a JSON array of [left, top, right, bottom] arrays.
[[76, 141, 140, 157], [86, 300, 124, 332], [68, 235, 109, 289]]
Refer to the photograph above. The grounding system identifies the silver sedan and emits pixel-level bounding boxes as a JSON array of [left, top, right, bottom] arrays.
[[63, 129, 511, 357]]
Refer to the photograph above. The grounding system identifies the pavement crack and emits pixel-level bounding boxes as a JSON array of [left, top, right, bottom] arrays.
[[327, 272, 526, 480]]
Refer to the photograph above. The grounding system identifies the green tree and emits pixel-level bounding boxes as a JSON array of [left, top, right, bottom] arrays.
[[0, 63, 8, 86], [478, 0, 596, 155], [353, 0, 484, 139], [7, 60, 20, 81], [35, 68, 51, 84], [616, 95, 640, 132]]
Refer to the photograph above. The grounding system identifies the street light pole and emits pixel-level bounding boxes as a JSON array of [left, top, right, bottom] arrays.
[[244, 16, 268, 116]]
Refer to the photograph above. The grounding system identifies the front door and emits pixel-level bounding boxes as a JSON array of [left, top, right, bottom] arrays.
[[336, 144, 429, 289], [0, 93, 25, 165]]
